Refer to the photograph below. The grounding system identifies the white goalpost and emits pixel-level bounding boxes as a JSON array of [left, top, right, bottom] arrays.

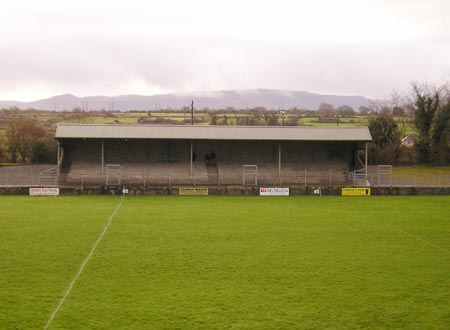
[[105, 164, 122, 186], [243, 165, 258, 186]]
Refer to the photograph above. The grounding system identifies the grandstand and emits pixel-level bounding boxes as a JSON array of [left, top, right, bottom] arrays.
[[55, 124, 372, 187]]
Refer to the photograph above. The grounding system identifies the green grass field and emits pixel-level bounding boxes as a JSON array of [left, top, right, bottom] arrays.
[[1, 196, 449, 329]]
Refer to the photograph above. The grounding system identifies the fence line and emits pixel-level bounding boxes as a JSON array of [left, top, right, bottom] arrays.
[[0, 165, 449, 188]]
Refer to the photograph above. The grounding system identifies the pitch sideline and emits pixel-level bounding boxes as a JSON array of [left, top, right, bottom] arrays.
[[44, 194, 125, 330]]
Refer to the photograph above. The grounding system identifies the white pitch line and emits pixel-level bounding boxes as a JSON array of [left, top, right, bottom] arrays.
[[395, 227, 450, 254], [44, 195, 125, 330]]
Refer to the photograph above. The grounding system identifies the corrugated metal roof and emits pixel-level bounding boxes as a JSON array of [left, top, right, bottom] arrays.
[[55, 124, 372, 141]]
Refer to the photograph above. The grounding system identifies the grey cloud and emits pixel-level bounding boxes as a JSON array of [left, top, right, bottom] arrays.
[[0, 34, 449, 99]]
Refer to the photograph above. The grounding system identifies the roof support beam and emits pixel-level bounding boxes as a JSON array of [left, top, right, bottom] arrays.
[[365, 142, 368, 180], [56, 141, 61, 176], [190, 140, 193, 176], [101, 140, 105, 175], [278, 141, 282, 178]]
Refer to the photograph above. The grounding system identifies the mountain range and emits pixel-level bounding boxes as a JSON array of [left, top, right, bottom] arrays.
[[0, 89, 371, 111]]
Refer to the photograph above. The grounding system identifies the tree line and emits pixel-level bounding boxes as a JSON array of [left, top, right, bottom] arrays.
[[368, 83, 450, 165], [0, 82, 448, 165]]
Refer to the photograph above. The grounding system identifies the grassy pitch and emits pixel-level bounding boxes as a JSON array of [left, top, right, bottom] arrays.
[[0, 196, 449, 329]]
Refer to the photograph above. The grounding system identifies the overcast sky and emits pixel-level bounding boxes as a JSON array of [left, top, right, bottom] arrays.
[[1, 0, 449, 101]]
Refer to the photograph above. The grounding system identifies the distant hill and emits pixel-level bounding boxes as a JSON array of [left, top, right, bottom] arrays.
[[0, 89, 371, 111]]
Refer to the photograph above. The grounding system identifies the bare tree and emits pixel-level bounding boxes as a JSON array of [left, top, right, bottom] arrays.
[[368, 114, 402, 163], [6, 113, 51, 163]]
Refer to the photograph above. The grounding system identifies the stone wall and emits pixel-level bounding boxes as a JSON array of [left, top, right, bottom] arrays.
[[1, 185, 449, 196]]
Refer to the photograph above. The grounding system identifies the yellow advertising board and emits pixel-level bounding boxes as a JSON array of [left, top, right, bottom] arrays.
[[179, 187, 209, 196], [342, 188, 371, 196]]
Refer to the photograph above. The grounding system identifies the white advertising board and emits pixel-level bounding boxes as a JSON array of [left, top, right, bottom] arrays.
[[259, 187, 289, 196], [29, 188, 60, 196]]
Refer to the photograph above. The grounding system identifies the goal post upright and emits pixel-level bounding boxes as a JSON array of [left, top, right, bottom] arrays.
[[243, 165, 258, 186]]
